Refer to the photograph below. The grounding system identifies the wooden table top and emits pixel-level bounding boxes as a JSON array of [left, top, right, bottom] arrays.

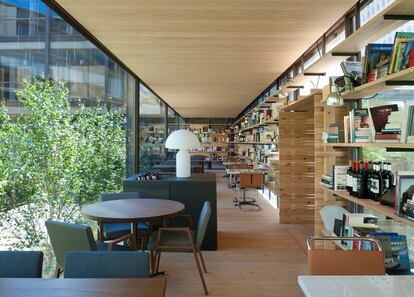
[[82, 199, 185, 222], [0, 278, 166, 297]]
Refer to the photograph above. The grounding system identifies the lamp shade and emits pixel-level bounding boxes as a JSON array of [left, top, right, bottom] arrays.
[[165, 129, 200, 150]]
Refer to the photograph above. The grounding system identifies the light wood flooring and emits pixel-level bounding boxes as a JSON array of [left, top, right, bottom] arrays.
[[160, 170, 312, 297]]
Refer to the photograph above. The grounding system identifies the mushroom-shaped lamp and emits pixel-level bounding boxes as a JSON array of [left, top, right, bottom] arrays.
[[165, 129, 201, 178]]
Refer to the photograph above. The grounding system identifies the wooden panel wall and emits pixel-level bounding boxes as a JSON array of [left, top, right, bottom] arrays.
[[279, 107, 315, 224]]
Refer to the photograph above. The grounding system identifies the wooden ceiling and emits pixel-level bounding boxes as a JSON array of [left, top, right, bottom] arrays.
[[55, 0, 356, 118]]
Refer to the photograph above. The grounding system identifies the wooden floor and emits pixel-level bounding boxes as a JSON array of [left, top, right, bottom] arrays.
[[161, 171, 312, 297]]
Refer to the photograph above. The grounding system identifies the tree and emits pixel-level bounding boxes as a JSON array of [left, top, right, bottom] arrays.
[[0, 77, 126, 274]]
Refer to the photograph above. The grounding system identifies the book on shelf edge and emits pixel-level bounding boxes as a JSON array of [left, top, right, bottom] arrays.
[[390, 32, 414, 74], [363, 43, 393, 83]]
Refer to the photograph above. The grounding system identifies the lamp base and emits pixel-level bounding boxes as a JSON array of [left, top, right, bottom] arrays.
[[176, 149, 191, 178]]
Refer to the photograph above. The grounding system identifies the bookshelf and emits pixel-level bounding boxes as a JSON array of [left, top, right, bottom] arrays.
[[341, 67, 414, 100], [189, 124, 231, 159], [321, 187, 414, 229], [286, 0, 414, 93], [323, 143, 414, 149]]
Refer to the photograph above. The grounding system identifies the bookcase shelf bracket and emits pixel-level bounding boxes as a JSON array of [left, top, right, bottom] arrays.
[[331, 52, 358, 57], [383, 14, 414, 21], [287, 85, 304, 89], [386, 148, 414, 152], [384, 80, 414, 86], [304, 72, 326, 76]]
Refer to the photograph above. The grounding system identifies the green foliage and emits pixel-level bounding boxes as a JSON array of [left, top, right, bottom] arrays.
[[0, 77, 126, 273]]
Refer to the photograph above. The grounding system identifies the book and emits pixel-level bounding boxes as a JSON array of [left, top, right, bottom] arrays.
[[393, 42, 407, 73], [401, 40, 414, 70], [333, 165, 348, 191], [362, 43, 394, 83], [369, 104, 402, 142], [395, 171, 414, 216], [389, 32, 414, 74], [405, 106, 414, 143], [344, 115, 350, 143], [353, 108, 372, 142]]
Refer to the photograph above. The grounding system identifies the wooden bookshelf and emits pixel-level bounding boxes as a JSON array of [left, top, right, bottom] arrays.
[[322, 187, 414, 229], [341, 67, 414, 100], [323, 142, 414, 149], [230, 141, 274, 145], [286, 0, 414, 92]]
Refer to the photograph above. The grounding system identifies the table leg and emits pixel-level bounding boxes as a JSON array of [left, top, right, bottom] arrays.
[[131, 222, 138, 249]]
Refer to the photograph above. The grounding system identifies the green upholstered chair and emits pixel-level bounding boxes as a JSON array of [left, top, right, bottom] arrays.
[[64, 251, 150, 278], [0, 251, 43, 278], [147, 201, 211, 295], [45, 220, 135, 277], [100, 192, 150, 250]]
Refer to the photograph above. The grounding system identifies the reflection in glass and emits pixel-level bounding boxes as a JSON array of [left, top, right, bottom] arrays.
[[139, 84, 166, 171]]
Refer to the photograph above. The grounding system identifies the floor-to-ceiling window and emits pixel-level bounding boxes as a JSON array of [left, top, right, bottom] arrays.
[[0, 0, 138, 273], [139, 83, 166, 171], [0, 0, 137, 175]]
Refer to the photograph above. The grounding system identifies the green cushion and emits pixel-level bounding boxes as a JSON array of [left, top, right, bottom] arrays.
[[102, 222, 149, 239], [147, 230, 195, 252]]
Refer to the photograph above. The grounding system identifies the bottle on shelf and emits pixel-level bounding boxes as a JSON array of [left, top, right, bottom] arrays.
[[370, 162, 381, 201], [351, 161, 359, 197]]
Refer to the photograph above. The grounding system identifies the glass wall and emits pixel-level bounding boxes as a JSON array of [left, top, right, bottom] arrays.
[[139, 83, 166, 171], [0, 0, 137, 175]]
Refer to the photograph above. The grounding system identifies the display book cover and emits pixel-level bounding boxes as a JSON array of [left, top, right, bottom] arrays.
[[368, 103, 403, 142], [395, 171, 414, 218], [390, 32, 414, 75], [332, 164, 348, 191], [351, 108, 372, 143], [362, 43, 393, 83]]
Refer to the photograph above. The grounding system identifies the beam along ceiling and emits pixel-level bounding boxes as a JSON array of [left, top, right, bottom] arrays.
[[55, 0, 357, 117]]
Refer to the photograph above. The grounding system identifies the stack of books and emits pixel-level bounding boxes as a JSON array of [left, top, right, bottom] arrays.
[[327, 124, 339, 143], [320, 174, 333, 189]]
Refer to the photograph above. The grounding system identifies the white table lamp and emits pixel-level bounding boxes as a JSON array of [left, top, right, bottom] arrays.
[[165, 129, 201, 178]]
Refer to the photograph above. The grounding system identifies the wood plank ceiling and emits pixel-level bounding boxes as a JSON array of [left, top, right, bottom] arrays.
[[56, 0, 356, 118]]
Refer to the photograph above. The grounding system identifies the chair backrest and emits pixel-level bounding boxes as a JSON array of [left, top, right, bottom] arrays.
[[0, 251, 43, 278], [100, 191, 140, 202], [196, 201, 212, 249], [64, 251, 150, 278], [45, 220, 97, 267], [239, 173, 264, 189], [319, 205, 349, 232], [307, 236, 385, 275]]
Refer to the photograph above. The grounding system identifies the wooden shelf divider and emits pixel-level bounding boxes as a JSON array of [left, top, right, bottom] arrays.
[[322, 187, 414, 228]]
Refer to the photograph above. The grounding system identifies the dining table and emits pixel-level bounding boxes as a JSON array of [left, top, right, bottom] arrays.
[[81, 198, 185, 240], [0, 277, 167, 297]]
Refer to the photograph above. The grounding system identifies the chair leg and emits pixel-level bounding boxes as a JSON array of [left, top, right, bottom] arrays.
[[192, 248, 208, 295], [150, 251, 156, 277], [155, 251, 162, 274], [198, 250, 207, 273], [55, 266, 62, 278]]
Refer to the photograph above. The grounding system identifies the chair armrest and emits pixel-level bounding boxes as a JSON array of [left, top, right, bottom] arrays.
[[158, 227, 191, 233], [107, 233, 137, 251]]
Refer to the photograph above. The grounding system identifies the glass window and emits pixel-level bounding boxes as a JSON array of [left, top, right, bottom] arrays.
[[0, 0, 47, 106], [139, 83, 166, 171]]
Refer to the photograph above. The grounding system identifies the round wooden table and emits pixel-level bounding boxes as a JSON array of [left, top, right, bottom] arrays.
[[81, 198, 185, 238]]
